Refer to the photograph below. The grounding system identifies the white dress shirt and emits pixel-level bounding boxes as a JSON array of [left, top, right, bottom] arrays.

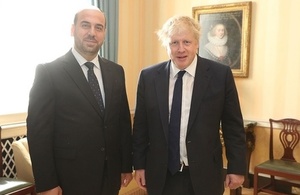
[[169, 55, 197, 166]]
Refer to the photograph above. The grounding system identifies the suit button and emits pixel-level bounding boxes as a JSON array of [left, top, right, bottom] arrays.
[[187, 140, 191, 144], [100, 147, 105, 152]]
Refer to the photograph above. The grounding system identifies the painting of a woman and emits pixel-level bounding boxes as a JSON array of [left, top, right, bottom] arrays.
[[202, 23, 231, 66]]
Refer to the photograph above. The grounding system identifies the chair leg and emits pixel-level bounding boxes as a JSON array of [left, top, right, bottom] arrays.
[[253, 169, 258, 195]]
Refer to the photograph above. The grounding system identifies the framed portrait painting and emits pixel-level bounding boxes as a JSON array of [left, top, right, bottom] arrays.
[[193, 1, 252, 77]]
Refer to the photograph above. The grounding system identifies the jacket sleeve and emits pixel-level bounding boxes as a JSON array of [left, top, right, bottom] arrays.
[[27, 64, 59, 192]]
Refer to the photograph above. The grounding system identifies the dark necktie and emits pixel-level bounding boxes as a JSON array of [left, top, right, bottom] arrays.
[[168, 70, 186, 175], [85, 62, 105, 114]]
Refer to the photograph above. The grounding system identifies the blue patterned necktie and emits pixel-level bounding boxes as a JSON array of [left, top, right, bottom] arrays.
[[168, 70, 186, 175], [85, 62, 105, 114]]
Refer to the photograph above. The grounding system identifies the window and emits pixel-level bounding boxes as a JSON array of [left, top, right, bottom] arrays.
[[0, 0, 91, 115]]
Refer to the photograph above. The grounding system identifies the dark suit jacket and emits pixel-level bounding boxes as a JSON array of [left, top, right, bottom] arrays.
[[133, 55, 246, 195], [27, 50, 132, 194]]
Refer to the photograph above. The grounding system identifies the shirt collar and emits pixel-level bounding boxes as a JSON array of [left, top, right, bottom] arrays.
[[72, 47, 100, 69]]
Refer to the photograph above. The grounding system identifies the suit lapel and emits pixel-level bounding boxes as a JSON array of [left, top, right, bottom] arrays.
[[187, 56, 211, 134], [155, 62, 170, 140], [62, 51, 103, 118]]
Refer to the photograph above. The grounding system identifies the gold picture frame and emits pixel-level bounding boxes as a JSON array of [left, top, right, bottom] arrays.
[[193, 1, 252, 77]]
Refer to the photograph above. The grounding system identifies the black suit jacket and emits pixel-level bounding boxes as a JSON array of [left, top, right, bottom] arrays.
[[133, 55, 246, 195], [27, 50, 132, 194]]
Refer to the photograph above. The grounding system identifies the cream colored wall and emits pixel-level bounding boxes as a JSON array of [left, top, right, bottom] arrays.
[[119, 0, 300, 123]]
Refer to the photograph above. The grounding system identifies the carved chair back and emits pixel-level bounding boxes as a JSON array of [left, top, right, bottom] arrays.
[[270, 118, 300, 162]]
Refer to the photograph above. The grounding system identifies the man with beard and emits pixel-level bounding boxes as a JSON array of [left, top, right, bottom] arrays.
[[27, 6, 133, 195]]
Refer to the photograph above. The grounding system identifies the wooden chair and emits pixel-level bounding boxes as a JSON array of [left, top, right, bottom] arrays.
[[11, 138, 35, 184], [0, 126, 36, 195], [253, 118, 300, 195]]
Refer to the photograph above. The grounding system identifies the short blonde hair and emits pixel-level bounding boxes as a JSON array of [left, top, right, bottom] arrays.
[[156, 15, 201, 47]]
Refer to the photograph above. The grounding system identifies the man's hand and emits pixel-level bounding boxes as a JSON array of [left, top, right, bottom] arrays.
[[134, 169, 147, 191], [39, 186, 62, 195], [224, 174, 244, 189], [121, 173, 133, 187]]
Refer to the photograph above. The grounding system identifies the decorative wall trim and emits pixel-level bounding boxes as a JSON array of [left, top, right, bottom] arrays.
[[1, 122, 27, 139], [0, 112, 27, 126]]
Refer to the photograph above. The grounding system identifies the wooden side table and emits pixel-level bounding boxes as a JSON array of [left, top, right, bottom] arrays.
[[220, 121, 257, 195], [243, 121, 257, 187]]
